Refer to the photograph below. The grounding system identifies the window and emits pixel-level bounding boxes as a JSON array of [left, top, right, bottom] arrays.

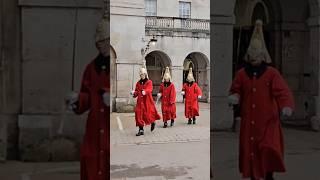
[[145, 0, 157, 16], [179, 1, 191, 18]]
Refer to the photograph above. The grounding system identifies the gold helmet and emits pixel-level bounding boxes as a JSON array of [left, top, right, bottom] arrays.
[[162, 67, 171, 82], [244, 19, 271, 63], [95, 13, 109, 43], [186, 67, 195, 82], [139, 67, 149, 79]]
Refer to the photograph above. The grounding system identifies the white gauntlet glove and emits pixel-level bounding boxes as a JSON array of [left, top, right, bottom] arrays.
[[198, 95, 202, 99], [228, 94, 239, 105], [157, 93, 162, 97], [181, 91, 185, 95], [142, 90, 146, 96], [130, 90, 135, 96], [65, 92, 79, 111], [103, 92, 110, 106], [281, 107, 293, 117]]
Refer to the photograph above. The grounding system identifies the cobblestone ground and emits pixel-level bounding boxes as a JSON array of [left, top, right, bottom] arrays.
[[110, 102, 211, 179]]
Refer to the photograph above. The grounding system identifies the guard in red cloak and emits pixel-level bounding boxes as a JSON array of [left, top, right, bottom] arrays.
[[65, 14, 110, 180], [157, 67, 176, 128], [228, 20, 295, 180], [130, 67, 161, 136], [181, 67, 202, 124]]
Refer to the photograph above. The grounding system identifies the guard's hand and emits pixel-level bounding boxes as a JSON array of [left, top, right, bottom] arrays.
[[142, 90, 146, 95], [198, 95, 202, 99], [181, 91, 185, 95], [228, 94, 239, 106], [130, 90, 135, 96], [65, 92, 79, 111], [103, 92, 110, 106], [282, 107, 293, 117], [157, 93, 162, 97]]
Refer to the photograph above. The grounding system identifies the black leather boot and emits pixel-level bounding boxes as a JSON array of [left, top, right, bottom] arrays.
[[151, 122, 156, 132], [136, 126, 144, 136], [170, 119, 174, 127], [163, 122, 168, 128], [188, 118, 192, 124], [265, 172, 274, 180], [193, 117, 196, 124]]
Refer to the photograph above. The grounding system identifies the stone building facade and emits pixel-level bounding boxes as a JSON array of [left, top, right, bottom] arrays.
[[0, 0, 210, 161], [0, 0, 106, 161], [110, 0, 210, 112]]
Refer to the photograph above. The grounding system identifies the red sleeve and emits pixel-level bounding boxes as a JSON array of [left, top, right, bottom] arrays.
[[195, 83, 202, 96], [271, 69, 295, 110], [159, 83, 163, 93], [75, 65, 91, 114], [144, 80, 153, 94], [229, 70, 243, 96], [170, 84, 176, 104]]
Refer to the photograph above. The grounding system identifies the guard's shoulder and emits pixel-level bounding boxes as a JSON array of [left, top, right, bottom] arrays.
[[86, 59, 96, 70], [235, 68, 246, 76], [266, 66, 281, 75]]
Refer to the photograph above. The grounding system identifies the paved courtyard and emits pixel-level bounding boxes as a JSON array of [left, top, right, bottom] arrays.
[[1, 102, 320, 180], [110, 102, 211, 180], [212, 127, 320, 180]]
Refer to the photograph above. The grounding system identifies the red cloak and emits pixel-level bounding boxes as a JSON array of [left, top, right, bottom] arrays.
[[230, 66, 294, 179], [133, 79, 161, 126], [182, 82, 202, 119], [159, 82, 176, 121], [75, 59, 109, 180]]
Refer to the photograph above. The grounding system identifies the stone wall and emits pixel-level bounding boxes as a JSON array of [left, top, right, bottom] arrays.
[[1, 0, 107, 161], [0, 0, 21, 160]]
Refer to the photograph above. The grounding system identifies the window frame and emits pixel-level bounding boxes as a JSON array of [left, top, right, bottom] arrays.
[[145, 0, 157, 16]]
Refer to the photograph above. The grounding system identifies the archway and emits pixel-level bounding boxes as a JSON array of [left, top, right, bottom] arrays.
[[233, 0, 282, 75], [183, 52, 209, 102], [145, 51, 172, 97]]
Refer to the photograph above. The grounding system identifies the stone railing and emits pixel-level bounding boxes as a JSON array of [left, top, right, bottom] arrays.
[[145, 16, 210, 31]]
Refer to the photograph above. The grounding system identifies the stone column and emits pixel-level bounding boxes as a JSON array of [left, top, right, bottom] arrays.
[[211, 15, 235, 130], [0, 119, 6, 162], [115, 62, 141, 112], [207, 66, 211, 103], [308, 15, 320, 130], [0, 0, 21, 160], [171, 66, 184, 102]]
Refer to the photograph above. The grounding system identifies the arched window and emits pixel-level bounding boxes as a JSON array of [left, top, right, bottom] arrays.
[[252, 2, 268, 25]]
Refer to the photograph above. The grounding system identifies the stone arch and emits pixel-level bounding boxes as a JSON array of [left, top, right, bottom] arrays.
[[183, 52, 209, 102], [110, 46, 117, 112], [145, 50, 172, 96], [233, 0, 282, 73]]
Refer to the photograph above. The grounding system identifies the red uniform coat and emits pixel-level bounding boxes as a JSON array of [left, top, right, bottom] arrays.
[[75, 58, 109, 180], [133, 79, 161, 126], [230, 66, 294, 179], [182, 82, 202, 118], [159, 82, 176, 121]]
